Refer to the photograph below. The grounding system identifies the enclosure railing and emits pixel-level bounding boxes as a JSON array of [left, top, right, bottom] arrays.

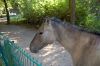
[[0, 33, 42, 66]]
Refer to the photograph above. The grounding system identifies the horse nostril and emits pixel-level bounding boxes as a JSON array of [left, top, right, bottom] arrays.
[[31, 49, 39, 53], [39, 32, 43, 35]]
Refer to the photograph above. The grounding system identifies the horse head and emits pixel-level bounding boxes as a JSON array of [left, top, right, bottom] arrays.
[[30, 17, 56, 53]]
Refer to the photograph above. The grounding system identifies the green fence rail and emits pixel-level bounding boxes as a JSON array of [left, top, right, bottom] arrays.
[[0, 33, 42, 66]]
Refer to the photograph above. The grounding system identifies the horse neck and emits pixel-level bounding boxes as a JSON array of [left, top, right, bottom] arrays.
[[54, 23, 80, 52], [54, 22, 94, 66]]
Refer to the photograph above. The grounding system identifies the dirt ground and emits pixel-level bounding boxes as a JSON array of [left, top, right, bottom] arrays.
[[0, 24, 73, 66]]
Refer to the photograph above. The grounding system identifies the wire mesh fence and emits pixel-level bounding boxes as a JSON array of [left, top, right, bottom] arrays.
[[0, 33, 42, 66]]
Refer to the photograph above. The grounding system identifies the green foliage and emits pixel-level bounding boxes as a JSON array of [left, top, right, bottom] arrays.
[[76, 0, 100, 32], [0, 1, 4, 8], [0, 0, 100, 32], [0, 1, 4, 16], [10, 14, 26, 23], [16, 0, 69, 25]]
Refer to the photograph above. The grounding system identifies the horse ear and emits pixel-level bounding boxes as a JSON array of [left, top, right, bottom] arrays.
[[38, 21, 44, 31], [45, 16, 50, 24]]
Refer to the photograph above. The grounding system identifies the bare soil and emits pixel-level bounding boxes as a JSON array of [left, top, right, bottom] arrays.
[[0, 24, 73, 66]]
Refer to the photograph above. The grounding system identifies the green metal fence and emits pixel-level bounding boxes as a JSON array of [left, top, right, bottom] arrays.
[[0, 33, 42, 66]]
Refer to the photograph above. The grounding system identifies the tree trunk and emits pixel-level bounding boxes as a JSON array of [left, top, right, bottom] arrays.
[[69, 0, 76, 24], [3, 0, 10, 24]]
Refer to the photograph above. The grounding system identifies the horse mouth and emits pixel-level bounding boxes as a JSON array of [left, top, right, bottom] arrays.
[[30, 49, 39, 53], [30, 48, 39, 53]]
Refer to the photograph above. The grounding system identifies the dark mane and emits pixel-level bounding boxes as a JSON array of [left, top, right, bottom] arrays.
[[50, 17, 100, 36]]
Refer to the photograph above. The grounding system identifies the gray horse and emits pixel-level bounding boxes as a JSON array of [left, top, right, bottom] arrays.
[[30, 17, 100, 66]]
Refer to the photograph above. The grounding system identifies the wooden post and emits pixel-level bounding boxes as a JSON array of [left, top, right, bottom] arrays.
[[3, 0, 10, 24], [69, 0, 76, 24]]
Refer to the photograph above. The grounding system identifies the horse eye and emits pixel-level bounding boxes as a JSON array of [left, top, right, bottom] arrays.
[[39, 32, 43, 35]]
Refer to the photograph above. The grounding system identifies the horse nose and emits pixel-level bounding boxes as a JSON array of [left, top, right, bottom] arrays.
[[30, 49, 39, 53]]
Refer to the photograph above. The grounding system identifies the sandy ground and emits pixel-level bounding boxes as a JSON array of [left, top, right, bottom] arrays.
[[0, 18, 7, 25], [0, 24, 73, 66]]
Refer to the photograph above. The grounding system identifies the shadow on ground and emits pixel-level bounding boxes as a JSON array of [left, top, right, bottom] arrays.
[[0, 24, 73, 66]]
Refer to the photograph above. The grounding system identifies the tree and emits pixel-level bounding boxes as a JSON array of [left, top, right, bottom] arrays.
[[9, 0, 20, 14], [69, 0, 76, 24], [3, 0, 10, 24]]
